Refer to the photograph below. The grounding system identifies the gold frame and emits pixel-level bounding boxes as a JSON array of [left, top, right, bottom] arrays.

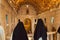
[[24, 18, 32, 34]]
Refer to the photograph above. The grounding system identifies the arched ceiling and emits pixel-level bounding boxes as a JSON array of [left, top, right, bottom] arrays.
[[7, 0, 60, 13]]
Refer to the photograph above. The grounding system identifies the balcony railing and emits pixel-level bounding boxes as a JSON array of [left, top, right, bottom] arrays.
[[6, 32, 60, 40], [28, 32, 60, 40]]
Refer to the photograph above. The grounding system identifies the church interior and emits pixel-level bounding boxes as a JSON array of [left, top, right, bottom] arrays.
[[0, 0, 60, 40]]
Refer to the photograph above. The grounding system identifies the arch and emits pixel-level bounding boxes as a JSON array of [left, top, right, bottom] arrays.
[[0, 25, 5, 40], [24, 18, 32, 34], [17, 2, 40, 15], [18, 4, 38, 15]]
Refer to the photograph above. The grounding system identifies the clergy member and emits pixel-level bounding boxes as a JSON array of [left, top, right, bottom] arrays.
[[57, 26, 60, 33], [34, 19, 47, 40], [12, 19, 28, 40]]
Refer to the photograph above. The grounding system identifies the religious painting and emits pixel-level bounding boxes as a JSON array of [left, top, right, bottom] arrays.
[[24, 18, 32, 34]]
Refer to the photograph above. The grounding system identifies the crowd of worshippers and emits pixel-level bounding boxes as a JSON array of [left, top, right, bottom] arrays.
[[12, 19, 60, 40]]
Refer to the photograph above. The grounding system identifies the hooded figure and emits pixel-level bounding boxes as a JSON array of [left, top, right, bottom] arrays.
[[34, 19, 47, 40], [57, 27, 60, 33], [12, 20, 28, 40]]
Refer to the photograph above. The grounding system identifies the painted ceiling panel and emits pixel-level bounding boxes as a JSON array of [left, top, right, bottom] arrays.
[[6, 0, 60, 13]]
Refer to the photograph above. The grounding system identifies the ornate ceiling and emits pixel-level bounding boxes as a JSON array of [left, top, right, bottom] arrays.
[[7, 0, 60, 13]]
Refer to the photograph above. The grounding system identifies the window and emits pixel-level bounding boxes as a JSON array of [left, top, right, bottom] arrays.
[[6, 14, 8, 24], [51, 17, 54, 24]]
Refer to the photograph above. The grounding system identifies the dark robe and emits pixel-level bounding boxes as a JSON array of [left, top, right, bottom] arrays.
[[12, 20, 28, 40], [34, 19, 47, 40], [57, 27, 60, 33]]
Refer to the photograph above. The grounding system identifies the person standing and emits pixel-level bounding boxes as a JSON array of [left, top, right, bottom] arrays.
[[12, 19, 28, 40], [34, 19, 47, 40]]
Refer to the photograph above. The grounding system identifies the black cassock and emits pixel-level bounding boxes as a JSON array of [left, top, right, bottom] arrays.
[[57, 27, 60, 33], [12, 20, 28, 40], [34, 19, 47, 40]]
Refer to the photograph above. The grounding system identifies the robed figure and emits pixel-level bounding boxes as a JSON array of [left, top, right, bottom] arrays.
[[57, 27, 60, 33], [34, 19, 47, 40], [12, 20, 28, 40]]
